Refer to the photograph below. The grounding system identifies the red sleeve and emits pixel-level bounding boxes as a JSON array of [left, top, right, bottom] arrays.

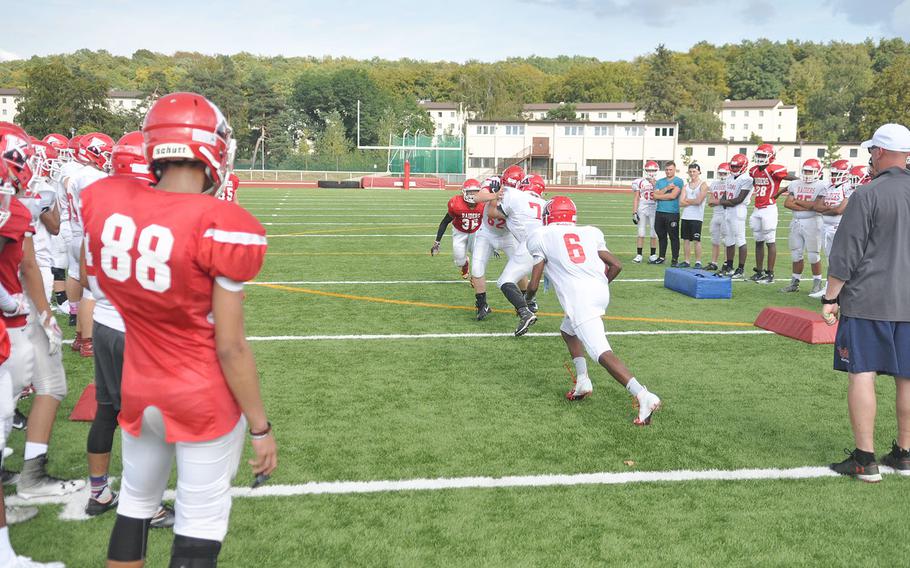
[[0, 200, 31, 242], [772, 165, 788, 181], [447, 197, 458, 217], [196, 201, 267, 284]]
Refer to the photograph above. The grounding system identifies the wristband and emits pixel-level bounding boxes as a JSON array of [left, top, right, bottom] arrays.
[[821, 296, 839, 305], [250, 421, 272, 439]]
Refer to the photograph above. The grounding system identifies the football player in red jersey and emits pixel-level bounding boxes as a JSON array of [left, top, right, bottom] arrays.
[[81, 93, 277, 568], [0, 127, 80, 505], [431, 179, 485, 278], [217, 173, 241, 203], [748, 144, 797, 283]]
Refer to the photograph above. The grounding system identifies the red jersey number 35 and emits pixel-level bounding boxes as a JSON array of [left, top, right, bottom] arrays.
[[96, 213, 175, 293]]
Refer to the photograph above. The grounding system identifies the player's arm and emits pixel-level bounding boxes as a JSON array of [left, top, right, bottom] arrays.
[[598, 249, 623, 283], [474, 188, 498, 203], [631, 185, 640, 211], [720, 187, 748, 207], [784, 194, 806, 211], [21, 236, 62, 354], [830, 196, 850, 215], [213, 282, 277, 477], [40, 204, 60, 236], [693, 182, 709, 205], [811, 195, 832, 215], [432, 213, 454, 255], [0, 237, 27, 316], [525, 260, 546, 300], [79, 240, 89, 288]]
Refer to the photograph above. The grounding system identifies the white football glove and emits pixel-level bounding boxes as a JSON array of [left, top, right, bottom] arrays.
[[40, 311, 63, 356], [430, 241, 440, 256], [0, 293, 30, 318]]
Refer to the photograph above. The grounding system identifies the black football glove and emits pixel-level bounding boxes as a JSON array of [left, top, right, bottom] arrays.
[[632, 212, 639, 225]]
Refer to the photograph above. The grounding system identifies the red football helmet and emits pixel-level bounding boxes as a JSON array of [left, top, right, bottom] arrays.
[[518, 174, 545, 197], [143, 92, 234, 191], [31, 141, 59, 179], [753, 144, 775, 166], [543, 196, 577, 225], [461, 178, 481, 204], [716, 162, 730, 178], [81, 132, 114, 172], [644, 160, 660, 180], [849, 165, 869, 186], [501, 165, 525, 188], [829, 159, 851, 186], [728, 153, 748, 175], [112, 131, 154, 183], [0, 131, 35, 191], [801, 159, 821, 183]]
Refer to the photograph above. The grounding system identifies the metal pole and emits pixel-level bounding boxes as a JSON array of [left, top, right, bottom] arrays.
[[357, 100, 361, 149]]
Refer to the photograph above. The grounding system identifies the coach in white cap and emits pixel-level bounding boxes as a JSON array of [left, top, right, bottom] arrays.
[[823, 123, 910, 482]]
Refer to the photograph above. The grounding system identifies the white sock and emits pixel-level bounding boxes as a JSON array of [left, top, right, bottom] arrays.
[[573, 357, 587, 379], [626, 378, 644, 397], [792, 273, 801, 281], [813, 275, 822, 282], [0, 527, 14, 565], [24, 441, 48, 461]]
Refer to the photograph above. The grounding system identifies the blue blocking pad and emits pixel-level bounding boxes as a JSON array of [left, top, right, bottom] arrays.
[[662, 268, 732, 299]]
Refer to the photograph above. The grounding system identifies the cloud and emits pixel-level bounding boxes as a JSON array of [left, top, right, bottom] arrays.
[[746, 0, 776, 24], [0, 49, 21, 62], [826, 0, 909, 33], [523, 0, 723, 26]]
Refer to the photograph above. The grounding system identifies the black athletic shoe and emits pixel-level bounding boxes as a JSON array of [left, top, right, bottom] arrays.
[[748, 268, 764, 282], [526, 299, 538, 314], [705, 262, 718, 271], [150, 504, 175, 529], [86, 490, 119, 517], [514, 310, 538, 337], [653, 257, 666, 265], [731, 268, 745, 280], [68, 313, 77, 326], [757, 271, 775, 284], [677, 261, 690, 268], [881, 441, 910, 476], [830, 449, 882, 483], [12, 408, 26, 431], [1, 468, 19, 486], [476, 304, 492, 321]]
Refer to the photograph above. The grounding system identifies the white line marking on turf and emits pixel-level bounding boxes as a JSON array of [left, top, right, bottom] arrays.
[[252, 278, 816, 285], [11, 466, 898, 521], [243, 331, 772, 341]]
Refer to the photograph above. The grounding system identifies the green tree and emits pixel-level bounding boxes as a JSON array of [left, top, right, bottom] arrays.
[[635, 45, 679, 122], [821, 138, 841, 169], [677, 108, 723, 140], [803, 43, 872, 141], [726, 40, 792, 100], [545, 103, 579, 121], [16, 60, 112, 136], [859, 54, 910, 138], [314, 110, 352, 170]]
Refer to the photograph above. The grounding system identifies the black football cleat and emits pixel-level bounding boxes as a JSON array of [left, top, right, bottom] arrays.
[[476, 304, 492, 321], [514, 309, 537, 337]]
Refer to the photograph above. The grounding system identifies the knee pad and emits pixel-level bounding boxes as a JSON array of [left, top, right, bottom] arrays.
[[790, 249, 804, 262], [51, 267, 66, 282], [32, 370, 67, 401], [170, 535, 222, 568], [807, 252, 820, 264], [108, 514, 152, 562], [82, 288, 95, 301], [87, 403, 119, 454]]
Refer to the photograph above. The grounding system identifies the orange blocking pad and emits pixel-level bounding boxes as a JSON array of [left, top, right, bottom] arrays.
[[754, 307, 838, 344], [69, 383, 97, 421]]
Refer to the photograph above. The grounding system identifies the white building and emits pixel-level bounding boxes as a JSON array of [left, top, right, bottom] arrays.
[[465, 119, 678, 184], [720, 99, 798, 142], [417, 101, 470, 137], [681, 140, 865, 181], [521, 102, 646, 123], [0, 87, 149, 124]]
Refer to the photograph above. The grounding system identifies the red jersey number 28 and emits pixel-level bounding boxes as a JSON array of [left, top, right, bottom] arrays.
[[98, 213, 174, 293], [563, 233, 586, 264]]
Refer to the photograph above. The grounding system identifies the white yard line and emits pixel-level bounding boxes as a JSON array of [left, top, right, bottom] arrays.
[[243, 331, 772, 341], [266, 234, 789, 239], [10, 465, 896, 521], [251, 278, 815, 285]]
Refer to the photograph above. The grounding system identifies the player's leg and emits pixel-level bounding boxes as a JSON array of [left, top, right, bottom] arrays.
[[645, 211, 658, 262], [469, 235, 492, 320], [692, 221, 703, 268], [708, 214, 724, 270], [668, 214, 680, 265], [561, 316, 593, 400], [806, 218, 824, 292], [496, 240, 536, 336], [574, 316, 661, 425], [733, 211, 748, 278], [78, 290, 96, 357], [750, 211, 765, 279], [654, 212, 668, 262], [109, 407, 176, 567], [171, 417, 246, 567], [86, 322, 124, 515], [634, 218, 646, 262], [18, 317, 84, 498], [65, 239, 82, 328], [451, 230, 469, 279], [782, 219, 804, 292], [722, 214, 738, 274], [680, 220, 691, 266]]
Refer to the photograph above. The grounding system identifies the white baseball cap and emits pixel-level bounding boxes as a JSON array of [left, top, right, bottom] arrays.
[[860, 123, 910, 152]]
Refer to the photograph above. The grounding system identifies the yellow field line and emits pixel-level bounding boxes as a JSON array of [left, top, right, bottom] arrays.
[[252, 283, 754, 327]]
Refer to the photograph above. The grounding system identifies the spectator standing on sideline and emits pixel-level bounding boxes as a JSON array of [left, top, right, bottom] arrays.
[[824, 123, 910, 482], [678, 163, 708, 268], [652, 161, 684, 266]]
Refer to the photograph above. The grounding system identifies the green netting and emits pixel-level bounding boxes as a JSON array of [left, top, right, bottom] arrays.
[[389, 134, 463, 174]]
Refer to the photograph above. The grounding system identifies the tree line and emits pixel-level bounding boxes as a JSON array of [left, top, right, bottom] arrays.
[[3, 39, 909, 168]]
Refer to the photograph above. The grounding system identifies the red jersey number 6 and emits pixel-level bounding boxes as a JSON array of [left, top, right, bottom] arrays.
[[563, 233, 586, 264]]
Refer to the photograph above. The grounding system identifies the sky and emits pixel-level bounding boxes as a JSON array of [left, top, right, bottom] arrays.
[[1, 0, 908, 62]]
